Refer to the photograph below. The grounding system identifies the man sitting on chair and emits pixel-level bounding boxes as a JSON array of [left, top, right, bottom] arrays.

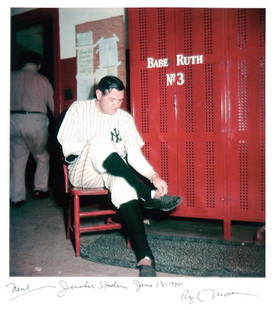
[[57, 75, 181, 277]]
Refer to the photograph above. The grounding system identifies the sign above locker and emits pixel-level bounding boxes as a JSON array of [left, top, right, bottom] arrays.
[[147, 54, 204, 68], [147, 54, 204, 86]]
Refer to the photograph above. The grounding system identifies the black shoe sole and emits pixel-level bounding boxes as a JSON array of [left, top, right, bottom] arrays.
[[32, 191, 50, 199], [144, 197, 182, 212]]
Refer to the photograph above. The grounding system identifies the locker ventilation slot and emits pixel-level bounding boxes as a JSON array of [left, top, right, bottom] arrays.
[[259, 55, 265, 213], [185, 67, 194, 133], [259, 10, 265, 48], [259, 56, 265, 131], [157, 8, 167, 58], [138, 8, 148, 61], [237, 9, 248, 50], [206, 141, 215, 208], [159, 68, 168, 133], [260, 140, 265, 212], [185, 141, 195, 208], [143, 142, 150, 162], [205, 64, 214, 132], [183, 8, 192, 54], [239, 140, 248, 210], [140, 69, 149, 133], [160, 142, 169, 183], [203, 8, 213, 54], [237, 60, 248, 131]]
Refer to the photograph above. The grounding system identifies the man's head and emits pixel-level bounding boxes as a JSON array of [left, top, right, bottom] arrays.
[[20, 51, 42, 70], [95, 76, 125, 115]]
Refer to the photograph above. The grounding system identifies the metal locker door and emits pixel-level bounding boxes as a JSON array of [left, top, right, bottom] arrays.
[[128, 8, 179, 196], [171, 8, 227, 219], [225, 9, 265, 222]]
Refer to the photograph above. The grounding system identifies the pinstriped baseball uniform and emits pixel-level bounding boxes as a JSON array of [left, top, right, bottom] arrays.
[[57, 99, 156, 207]]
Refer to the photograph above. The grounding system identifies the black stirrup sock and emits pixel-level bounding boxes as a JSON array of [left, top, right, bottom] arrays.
[[103, 152, 152, 201], [119, 200, 154, 262]]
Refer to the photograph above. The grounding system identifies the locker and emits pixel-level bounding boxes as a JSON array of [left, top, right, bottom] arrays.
[[128, 8, 265, 239]]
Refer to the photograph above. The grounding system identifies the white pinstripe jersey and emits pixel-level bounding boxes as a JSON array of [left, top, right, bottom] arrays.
[[57, 99, 144, 159]]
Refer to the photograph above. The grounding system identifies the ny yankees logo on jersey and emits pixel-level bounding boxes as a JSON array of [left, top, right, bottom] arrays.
[[111, 128, 122, 143]]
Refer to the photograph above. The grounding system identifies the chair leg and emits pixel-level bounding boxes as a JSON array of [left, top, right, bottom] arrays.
[[66, 197, 72, 239], [74, 194, 81, 256]]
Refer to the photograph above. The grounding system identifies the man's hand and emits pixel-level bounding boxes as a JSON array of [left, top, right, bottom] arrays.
[[151, 174, 168, 198]]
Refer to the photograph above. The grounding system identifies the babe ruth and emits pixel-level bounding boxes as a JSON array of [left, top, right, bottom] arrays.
[[57, 75, 181, 277]]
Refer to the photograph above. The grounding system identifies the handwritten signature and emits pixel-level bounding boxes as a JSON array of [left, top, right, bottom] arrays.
[[6, 280, 128, 301], [5, 282, 56, 301], [180, 288, 258, 304]]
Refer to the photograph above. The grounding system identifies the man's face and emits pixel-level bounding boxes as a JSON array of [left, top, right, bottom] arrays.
[[96, 88, 124, 115]]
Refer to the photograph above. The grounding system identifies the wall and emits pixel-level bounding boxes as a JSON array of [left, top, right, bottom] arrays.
[[11, 8, 126, 113], [59, 8, 125, 59], [58, 8, 126, 112], [11, 7, 126, 60]]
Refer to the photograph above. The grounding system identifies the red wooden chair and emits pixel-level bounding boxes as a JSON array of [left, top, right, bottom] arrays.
[[62, 161, 123, 256]]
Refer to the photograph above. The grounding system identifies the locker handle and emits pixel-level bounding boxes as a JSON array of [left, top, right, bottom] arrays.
[[173, 93, 178, 120]]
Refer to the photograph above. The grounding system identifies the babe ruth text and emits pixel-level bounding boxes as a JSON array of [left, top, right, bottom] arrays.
[[147, 54, 204, 68], [146, 54, 204, 86]]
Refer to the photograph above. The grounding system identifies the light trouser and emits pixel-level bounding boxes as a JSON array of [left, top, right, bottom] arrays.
[[10, 114, 50, 202], [68, 137, 154, 262], [68, 137, 140, 208]]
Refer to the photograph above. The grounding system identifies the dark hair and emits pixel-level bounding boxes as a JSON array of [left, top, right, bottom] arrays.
[[20, 51, 43, 67], [97, 75, 125, 95]]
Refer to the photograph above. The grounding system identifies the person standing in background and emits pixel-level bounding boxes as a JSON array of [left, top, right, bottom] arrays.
[[10, 51, 54, 207]]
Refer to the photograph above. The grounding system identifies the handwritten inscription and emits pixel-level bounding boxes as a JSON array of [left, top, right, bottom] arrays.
[[133, 280, 154, 292], [5, 280, 258, 304], [133, 279, 184, 291], [57, 280, 96, 298], [6, 282, 56, 302], [181, 289, 258, 304], [57, 280, 128, 297]]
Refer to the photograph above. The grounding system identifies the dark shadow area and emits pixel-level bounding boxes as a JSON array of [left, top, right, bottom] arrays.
[[48, 109, 68, 207]]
